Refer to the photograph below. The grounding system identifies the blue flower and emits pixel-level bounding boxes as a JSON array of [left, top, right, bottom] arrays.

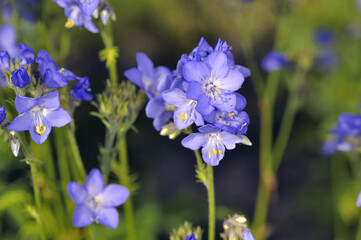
[[314, 28, 335, 46], [0, 24, 35, 66], [182, 125, 242, 165], [183, 51, 244, 115], [8, 91, 72, 144], [243, 230, 255, 240], [1, 0, 37, 22], [261, 51, 289, 72], [124, 52, 173, 131], [0, 106, 5, 124], [53, 0, 99, 33], [11, 67, 31, 88], [314, 51, 338, 71], [322, 112, 361, 155], [78, 0, 100, 16], [185, 233, 197, 240], [36, 49, 77, 88], [70, 77, 93, 102], [162, 88, 204, 130], [67, 168, 130, 229], [0, 51, 10, 71]]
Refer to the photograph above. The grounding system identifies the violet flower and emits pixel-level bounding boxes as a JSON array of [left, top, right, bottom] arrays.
[[70, 77, 93, 102], [11, 67, 31, 88], [36, 50, 77, 88], [67, 168, 130, 229], [185, 233, 197, 240], [182, 125, 242, 165], [8, 91, 72, 144], [0, 106, 5, 124], [261, 51, 289, 72]]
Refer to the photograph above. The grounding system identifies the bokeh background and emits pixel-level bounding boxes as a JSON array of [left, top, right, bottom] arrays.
[[1, 0, 361, 239]]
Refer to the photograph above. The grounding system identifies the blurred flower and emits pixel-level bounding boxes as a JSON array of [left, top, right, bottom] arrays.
[[314, 28, 335, 46], [243, 230, 256, 240], [70, 77, 93, 102], [222, 214, 255, 240], [322, 112, 361, 155], [357, 191, 361, 208], [313, 27, 338, 72], [8, 91, 72, 144], [185, 233, 196, 240], [11, 67, 31, 88], [182, 125, 242, 165], [0, 51, 10, 71], [36, 49, 77, 88], [1, 0, 37, 21], [0, 24, 35, 66], [124, 52, 173, 131], [0, 106, 5, 124], [313, 51, 338, 71], [99, 4, 116, 25], [53, 0, 99, 33], [183, 51, 245, 115], [67, 168, 129, 229], [261, 51, 289, 72]]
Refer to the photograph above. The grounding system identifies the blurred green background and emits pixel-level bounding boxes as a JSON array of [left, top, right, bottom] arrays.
[[1, 0, 361, 239]]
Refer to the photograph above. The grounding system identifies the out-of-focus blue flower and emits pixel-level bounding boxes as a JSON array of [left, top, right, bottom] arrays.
[[0, 51, 10, 71], [1, 0, 37, 21], [8, 91, 72, 144], [36, 49, 77, 88], [162, 88, 204, 130], [261, 51, 289, 72], [183, 51, 244, 116], [67, 168, 130, 229], [0, 24, 35, 66], [182, 124, 242, 165], [314, 28, 335, 46], [322, 112, 361, 155], [185, 233, 197, 240], [243, 230, 256, 240], [124, 52, 173, 131], [70, 77, 93, 102], [11, 67, 31, 88], [0, 106, 5, 124], [356, 191, 361, 208], [314, 51, 338, 71], [53, 0, 99, 33]]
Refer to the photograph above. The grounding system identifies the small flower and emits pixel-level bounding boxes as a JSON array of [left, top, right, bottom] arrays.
[[125, 52, 173, 131], [183, 51, 244, 115], [261, 51, 289, 72], [67, 168, 130, 229], [36, 50, 77, 88], [181, 125, 242, 165], [70, 77, 93, 102], [185, 233, 196, 240], [11, 67, 31, 88], [0, 106, 5, 123], [99, 4, 116, 25], [314, 28, 335, 46], [8, 91, 72, 144]]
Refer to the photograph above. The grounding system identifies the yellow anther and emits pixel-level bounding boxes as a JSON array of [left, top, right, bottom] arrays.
[[95, 198, 100, 203], [215, 86, 221, 92], [65, 19, 75, 28], [215, 94, 219, 98], [208, 152, 211, 158], [178, 116, 183, 120], [218, 150, 222, 155], [36, 124, 46, 135], [229, 113, 235, 117], [58, 67, 66, 75], [212, 148, 217, 154], [184, 113, 188, 119], [181, 112, 184, 115]]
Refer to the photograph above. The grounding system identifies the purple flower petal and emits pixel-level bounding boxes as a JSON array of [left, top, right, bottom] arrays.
[[8, 112, 32, 131], [183, 61, 210, 83], [96, 207, 119, 229], [218, 69, 244, 92], [36, 50, 57, 76], [145, 97, 165, 119], [29, 119, 52, 144], [162, 88, 187, 107], [219, 131, 242, 149], [98, 184, 130, 208], [136, 53, 154, 78], [78, 0, 100, 16], [243, 230, 256, 240], [212, 93, 236, 113], [0, 24, 16, 52], [67, 182, 88, 204], [85, 168, 104, 196], [181, 133, 207, 150], [73, 204, 94, 228], [195, 94, 215, 116], [153, 111, 172, 131], [14, 95, 38, 113], [206, 51, 230, 80], [56, 67, 77, 82], [235, 93, 247, 112], [45, 108, 72, 127], [155, 66, 172, 93], [357, 191, 361, 208], [11, 67, 31, 88], [124, 67, 144, 89], [186, 81, 203, 101], [37, 91, 61, 110], [201, 141, 225, 166], [198, 124, 220, 133], [83, 18, 99, 33], [43, 69, 68, 88]]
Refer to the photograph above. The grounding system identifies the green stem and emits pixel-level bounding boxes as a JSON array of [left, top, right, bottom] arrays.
[[207, 165, 216, 240], [118, 137, 137, 240], [30, 161, 46, 240], [100, 23, 118, 87], [65, 127, 86, 181]]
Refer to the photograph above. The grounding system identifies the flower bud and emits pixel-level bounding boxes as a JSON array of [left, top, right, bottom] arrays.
[[100, 4, 116, 25], [11, 67, 30, 88], [0, 51, 10, 71], [9, 131, 20, 157]]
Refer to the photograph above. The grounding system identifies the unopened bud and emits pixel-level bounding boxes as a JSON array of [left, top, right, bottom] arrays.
[[100, 4, 116, 25], [9, 131, 20, 157]]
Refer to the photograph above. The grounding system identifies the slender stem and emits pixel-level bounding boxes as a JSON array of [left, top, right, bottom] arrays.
[[30, 161, 46, 240], [207, 165, 216, 240], [118, 137, 137, 240], [194, 149, 204, 172], [65, 127, 86, 181]]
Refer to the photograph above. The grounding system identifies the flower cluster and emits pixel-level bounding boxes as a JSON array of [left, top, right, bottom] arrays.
[[67, 168, 129, 229], [125, 37, 251, 166], [322, 107, 361, 155], [0, 23, 93, 147], [53, 0, 116, 33]]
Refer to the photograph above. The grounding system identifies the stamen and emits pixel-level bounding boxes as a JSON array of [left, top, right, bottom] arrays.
[[208, 152, 212, 158], [58, 68, 66, 75], [65, 19, 75, 28], [212, 148, 217, 154], [229, 113, 235, 117], [218, 150, 222, 154], [36, 123, 46, 135]]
